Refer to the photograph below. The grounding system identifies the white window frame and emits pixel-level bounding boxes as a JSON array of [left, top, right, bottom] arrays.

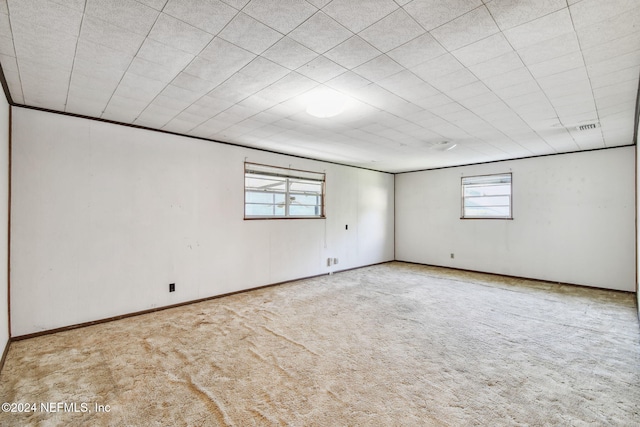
[[244, 162, 325, 220], [461, 173, 513, 219]]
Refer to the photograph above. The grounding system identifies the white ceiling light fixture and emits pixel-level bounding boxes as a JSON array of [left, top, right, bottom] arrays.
[[306, 90, 349, 118], [431, 141, 457, 152]]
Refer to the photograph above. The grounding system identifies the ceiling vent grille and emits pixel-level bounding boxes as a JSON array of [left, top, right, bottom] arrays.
[[576, 123, 598, 131]]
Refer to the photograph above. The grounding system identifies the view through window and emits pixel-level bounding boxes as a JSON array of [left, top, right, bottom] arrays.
[[245, 163, 325, 219], [461, 173, 512, 219]]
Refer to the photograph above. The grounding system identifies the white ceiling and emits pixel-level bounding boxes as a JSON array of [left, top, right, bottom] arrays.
[[0, 0, 638, 172]]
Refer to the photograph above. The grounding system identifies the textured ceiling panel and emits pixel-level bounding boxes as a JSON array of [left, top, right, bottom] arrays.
[[243, 0, 316, 34], [404, 0, 482, 31], [322, 0, 398, 33], [0, 0, 638, 172], [486, 0, 566, 30], [358, 9, 424, 53], [163, 0, 236, 34], [85, 0, 159, 36], [288, 11, 351, 54]]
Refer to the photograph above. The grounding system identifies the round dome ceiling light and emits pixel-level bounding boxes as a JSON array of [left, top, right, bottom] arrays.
[[431, 140, 457, 151], [306, 90, 348, 118]]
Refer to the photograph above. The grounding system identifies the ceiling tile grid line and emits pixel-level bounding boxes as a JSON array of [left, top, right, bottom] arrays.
[[116, 0, 636, 157], [144, 1, 481, 146], [91, 0, 470, 150], [1, 0, 638, 172], [105, 2, 254, 125], [366, 3, 581, 156], [565, 0, 605, 147], [89, 0, 261, 124], [164, 0, 433, 135], [496, 20, 578, 151], [96, 4, 166, 123], [0, 0, 23, 103], [130, 7, 353, 136], [320, 4, 544, 158], [480, 3, 587, 153], [133, 2, 421, 140], [63, 1, 89, 114]]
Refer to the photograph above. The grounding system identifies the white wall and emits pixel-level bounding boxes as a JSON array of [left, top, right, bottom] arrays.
[[396, 147, 635, 291], [636, 143, 639, 317], [10, 108, 394, 336], [0, 94, 9, 353]]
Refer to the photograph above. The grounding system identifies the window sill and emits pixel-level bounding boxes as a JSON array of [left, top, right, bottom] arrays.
[[244, 216, 326, 220], [460, 217, 514, 220]]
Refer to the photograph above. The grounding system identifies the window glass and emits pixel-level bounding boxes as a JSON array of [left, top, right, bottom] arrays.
[[461, 173, 512, 219], [245, 163, 325, 219]]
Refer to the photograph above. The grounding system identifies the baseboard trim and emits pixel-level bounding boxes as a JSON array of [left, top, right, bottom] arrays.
[[394, 260, 635, 295], [12, 260, 393, 341], [331, 260, 389, 275], [8, 258, 633, 343], [0, 338, 10, 372]]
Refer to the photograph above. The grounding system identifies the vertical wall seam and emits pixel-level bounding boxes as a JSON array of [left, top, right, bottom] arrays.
[[7, 104, 11, 338], [634, 70, 640, 319]]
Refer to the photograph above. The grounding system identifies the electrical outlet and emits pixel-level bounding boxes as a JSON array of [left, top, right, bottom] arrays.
[[345, 224, 348, 230], [327, 258, 332, 266], [169, 283, 175, 292], [333, 258, 339, 264], [450, 253, 454, 259]]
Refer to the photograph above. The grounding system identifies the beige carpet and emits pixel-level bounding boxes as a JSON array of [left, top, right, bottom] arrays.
[[0, 262, 638, 426]]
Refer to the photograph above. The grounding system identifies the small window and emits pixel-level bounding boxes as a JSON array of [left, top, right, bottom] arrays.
[[461, 173, 512, 219], [245, 162, 325, 219]]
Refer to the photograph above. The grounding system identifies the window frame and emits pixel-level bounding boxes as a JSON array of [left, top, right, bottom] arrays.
[[244, 162, 326, 220], [460, 172, 513, 220]]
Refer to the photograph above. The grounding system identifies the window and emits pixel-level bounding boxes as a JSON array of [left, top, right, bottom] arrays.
[[461, 173, 512, 219], [244, 162, 325, 219]]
